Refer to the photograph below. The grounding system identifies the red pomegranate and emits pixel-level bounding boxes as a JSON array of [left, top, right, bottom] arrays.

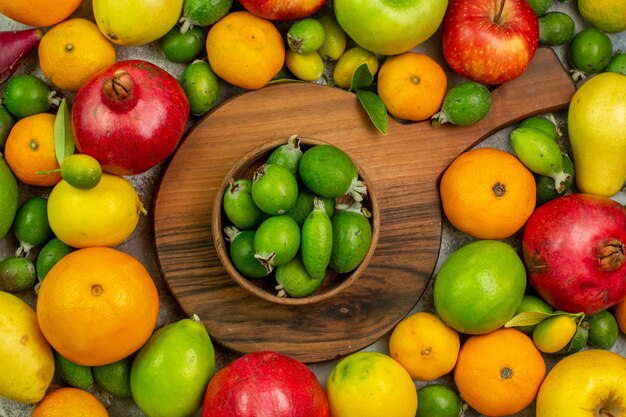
[[202, 351, 329, 417], [72, 60, 189, 176], [523, 193, 626, 314]]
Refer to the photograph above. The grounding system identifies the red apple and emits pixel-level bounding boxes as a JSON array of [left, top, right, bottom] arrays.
[[72, 60, 189, 176], [237, 0, 326, 20], [202, 351, 329, 417], [442, 0, 539, 85], [523, 194, 626, 315]]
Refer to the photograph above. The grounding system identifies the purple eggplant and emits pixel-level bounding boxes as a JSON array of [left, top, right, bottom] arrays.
[[0, 28, 44, 85]]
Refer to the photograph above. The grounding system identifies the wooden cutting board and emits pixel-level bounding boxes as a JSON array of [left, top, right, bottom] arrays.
[[154, 48, 575, 363]]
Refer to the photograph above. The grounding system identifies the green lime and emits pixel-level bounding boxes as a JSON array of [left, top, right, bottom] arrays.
[[93, 357, 133, 398], [539, 12, 575, 46], [275, 255, 325, 298], [13, 196, 53, 256], [587, 309, 619, 350], [433, 240, 527, 335], [55, 351, 94, 390], [285, 50, 325, 82], [317, 14, 347, 61], [518, 115, 559, 141], [532, 314, 578, 353], [3, 74, 54, 119], [527, 0, 552, 15], [432, 81, 491, 126], [180, 0, 232, 29], [224, 227, 270, 279], [0, 256, 36, 293], [605, 53, 626, 75], [416, 384, 464, 417], [161, 26, 208, 64], [514, 294, 554, 335], [0, 105, 15, 152], [36, 237, 74, 283], [287, 18, 326, 54], [0, 156, 19, 240], [536, 152, 575, 206], [60, 154, 103, 190], [568, 27, 613, 79], [180, 60, 220, 116], [329, 202, 372, 274]]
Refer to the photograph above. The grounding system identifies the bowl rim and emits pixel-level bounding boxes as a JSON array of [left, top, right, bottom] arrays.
[[211, 136, 380, 306]]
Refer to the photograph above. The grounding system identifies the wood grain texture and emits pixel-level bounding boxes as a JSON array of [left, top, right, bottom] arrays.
[[154, 48, 575, 363]]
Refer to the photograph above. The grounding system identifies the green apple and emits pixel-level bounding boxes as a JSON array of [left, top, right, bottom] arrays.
[[333, 0, 448, 56], [536, 349, 626, 417]]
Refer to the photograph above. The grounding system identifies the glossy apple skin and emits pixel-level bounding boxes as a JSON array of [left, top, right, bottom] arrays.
[[72, 60, 189, 176], [442, 0, 539, 85], [237, 0, 326, 20], [334, 0, 448, 56], [523, 194, 626, 315], [202, 351, 330, 417]]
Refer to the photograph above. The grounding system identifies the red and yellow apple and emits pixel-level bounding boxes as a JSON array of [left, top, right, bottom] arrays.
[[442, 0, 539, 85], [237, 0, 326, 20]]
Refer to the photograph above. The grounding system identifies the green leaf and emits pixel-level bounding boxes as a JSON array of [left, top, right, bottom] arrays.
[[504, 311, 554, 328], [54, 98, 75, 166], [350, 63, 373, 92], [355, 90, 388, 134]]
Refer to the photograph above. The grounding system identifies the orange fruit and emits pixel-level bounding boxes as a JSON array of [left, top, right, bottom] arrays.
[[4, 113, 61, 187], [439, 147, 536, 239], [38, 18, 116, 92], [613, 297, 626, 334], [377, 52, 447, 122], [0, 0, 83, 27], [36, 247, 159, 366], [388, 311, 460, 381], [32, 387, 108, 417], [454, 328, 546, 417], [207, 11, 285, 90]]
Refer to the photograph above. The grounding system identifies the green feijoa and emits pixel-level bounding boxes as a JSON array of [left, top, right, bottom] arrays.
[[587, 309, 619, 350], [527, 0, 552, 15], [416, 384, 464, 417], [93, 357, 133, 398], [287, 189, 334, 227], [36, 237, 74, 283], [161, 26, 208, 64], [299, 145, 367, 201], [568, 28, 613, 80], [180, 0, 233, 30], [0, 105, 15, 151], [180, 60, 220, 116], [605, 53, 626, 75], [3, 74, 54, 119], [275, 255, 325, 298], [251, 164, 299, 215], [301, 197, 333, 279], [287, 18, 325, 54], [510, 127, 570, 193], [556, 320, 589, 355], [254, 215, 300, 273], [223, 178, 267, 230], [539, 12, 575, 46], [13, 196, 53, 256], [54, 351, 94, 390], [224, 226, 270, 279], [0, 256, 36, 293], [0, 156, 19, 240], [518, 115, 559, 141], [317, 14, 347, 61], [329, 202, 372, 274], [536, 153, 575, 206], [431, 81, 491, 126], [266, 135, 303, 179]]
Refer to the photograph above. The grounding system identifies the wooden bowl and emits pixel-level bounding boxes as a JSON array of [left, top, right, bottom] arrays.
[[211, 136, 380, 306]]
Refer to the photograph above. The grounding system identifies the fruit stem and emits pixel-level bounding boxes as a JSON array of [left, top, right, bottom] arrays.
[[103, 70, 138, 111], [286, 134, 300, 150], [549, 171, 571, 193], [495, 0, 507, 24], [431, 111, 450, 126], [178, 16, 192, 34], [223, 226, 241, 242]]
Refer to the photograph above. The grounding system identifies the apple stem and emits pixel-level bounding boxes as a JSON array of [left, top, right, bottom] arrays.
[[495, 0, 506, 24]]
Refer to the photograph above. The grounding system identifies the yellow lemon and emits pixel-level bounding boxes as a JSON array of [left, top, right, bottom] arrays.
[[47, 173, 146, 248], [93, 0, 183, 46], [578, 0, 626, 33], [326, 351, 417, 417]]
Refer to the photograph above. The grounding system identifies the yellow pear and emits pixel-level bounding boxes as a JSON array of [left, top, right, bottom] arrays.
[[568, 72, 626, 197], [0, 291, 54, 403]]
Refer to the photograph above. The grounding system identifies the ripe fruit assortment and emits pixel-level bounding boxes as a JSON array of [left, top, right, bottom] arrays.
[[0, 1, 625, 417]]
